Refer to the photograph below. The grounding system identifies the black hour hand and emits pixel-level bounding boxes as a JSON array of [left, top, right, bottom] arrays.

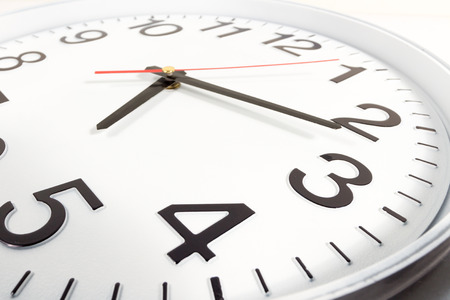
[[97, 72, 174, 130]]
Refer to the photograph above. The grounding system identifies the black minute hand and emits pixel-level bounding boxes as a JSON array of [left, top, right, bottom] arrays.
[[153, 68, 340, 129]]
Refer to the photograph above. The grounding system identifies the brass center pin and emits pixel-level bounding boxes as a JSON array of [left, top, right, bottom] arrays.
[[162, 66, 181, 89]]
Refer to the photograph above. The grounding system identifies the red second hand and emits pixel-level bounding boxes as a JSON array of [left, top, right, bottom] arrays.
[[94, 59, 339, 74]]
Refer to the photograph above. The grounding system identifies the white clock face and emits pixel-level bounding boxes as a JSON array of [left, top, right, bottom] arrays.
[[0, 8, 449, 300]]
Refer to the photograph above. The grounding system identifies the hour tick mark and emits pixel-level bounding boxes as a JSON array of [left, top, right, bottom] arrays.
[[210, 277, 225, 300], [11, 270, 32, 297], [162, 282, 168, 300]]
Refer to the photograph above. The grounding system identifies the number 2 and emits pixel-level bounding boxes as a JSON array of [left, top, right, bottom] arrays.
[[333, 104, 401, 142]]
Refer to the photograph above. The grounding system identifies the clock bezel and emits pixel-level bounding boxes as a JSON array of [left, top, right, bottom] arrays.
[[0, 0, 449, 299]]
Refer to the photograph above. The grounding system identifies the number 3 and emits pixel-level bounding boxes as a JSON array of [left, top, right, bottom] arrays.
[[289, 153, 373, 208]]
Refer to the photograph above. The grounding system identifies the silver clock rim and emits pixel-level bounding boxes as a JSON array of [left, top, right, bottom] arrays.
[[0, 0, 449, 299]]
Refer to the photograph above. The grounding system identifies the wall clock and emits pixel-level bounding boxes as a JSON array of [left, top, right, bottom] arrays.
[[0, 0, 449, 299]]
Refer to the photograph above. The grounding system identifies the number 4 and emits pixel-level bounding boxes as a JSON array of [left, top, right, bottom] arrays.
[[158, 203, 255, 264]]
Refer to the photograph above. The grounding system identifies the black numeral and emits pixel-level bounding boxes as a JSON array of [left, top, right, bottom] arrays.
[[0, 51, 46, 71], [0, 90, 8, 104], [273, 39, 321, 56], [0, 92, 7, 158], [289, 153, 372, 208], [0, 138, 5, 158], [158, 203, 255, 264], [0, 179, 103, 247], [129, 19, 183, 36], [60, 30, 107, 44], [330, 64, 366, 83], [201, 21, 251, 38], [333, 104, 401, 142], [262, 33, 295, 45]]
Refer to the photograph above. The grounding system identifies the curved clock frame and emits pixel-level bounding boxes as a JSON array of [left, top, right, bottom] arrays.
[[0, 0, 449, 299]]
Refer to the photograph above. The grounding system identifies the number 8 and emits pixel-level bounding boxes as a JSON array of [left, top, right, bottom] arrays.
[[0, 51, 46, 71]]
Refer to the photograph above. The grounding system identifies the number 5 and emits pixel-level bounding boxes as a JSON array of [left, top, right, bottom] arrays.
[[0, 179, 103, 247]]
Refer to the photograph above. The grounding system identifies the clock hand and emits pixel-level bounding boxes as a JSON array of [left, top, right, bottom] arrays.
[[97, 67, 181, 130], [94, 59, 339, 74], [154, 66, 341, 129]]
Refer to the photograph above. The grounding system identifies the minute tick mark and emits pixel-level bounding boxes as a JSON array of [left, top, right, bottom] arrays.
[[254, 268, 270, 295], [329, 242, 351, 264], [417, 142, 439, 150], [412, 113, 430, 117], [111, 282, 121, 300], [295, 257, 313, 280], [382, 206, 407, 224], [358, 226, 382, 245], [60, 278, 75, 300], [416, 126, 437, 133], [11, 270, 32, 297], [398, 191, 422, 205], [409, 174, 433, 187], [415, 158, 438, 167]]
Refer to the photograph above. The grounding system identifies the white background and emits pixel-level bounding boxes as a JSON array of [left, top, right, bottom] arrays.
[[0, 0, 449, 299]]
